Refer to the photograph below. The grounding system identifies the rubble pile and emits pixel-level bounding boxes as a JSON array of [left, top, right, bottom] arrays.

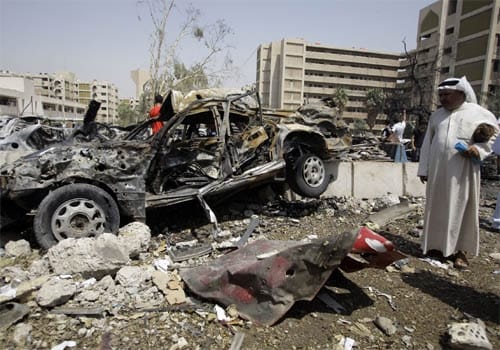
[[0, 187, 499, 349]]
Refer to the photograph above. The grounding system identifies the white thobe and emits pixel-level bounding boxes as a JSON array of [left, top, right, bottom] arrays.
[[417, 102, 499, 257]]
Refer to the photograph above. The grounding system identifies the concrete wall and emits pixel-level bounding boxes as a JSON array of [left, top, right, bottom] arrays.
[[323, 160, 426, 199]]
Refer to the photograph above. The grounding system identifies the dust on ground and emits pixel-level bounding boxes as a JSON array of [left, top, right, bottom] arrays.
[[0, 179, 499, 349]]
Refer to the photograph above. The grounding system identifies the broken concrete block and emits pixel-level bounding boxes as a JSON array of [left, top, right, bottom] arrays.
[[118, 222, 151, 258], [374, 316, 397, 336], [5, 240, 31, 257], [446, 320, 492, 350], [0, 275, 52, 304], [36, 277, 77, 307], [115, 266, 150, 288], [47, 234, 130, 279]]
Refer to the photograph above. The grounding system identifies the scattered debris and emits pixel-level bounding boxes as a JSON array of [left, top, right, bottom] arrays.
[[446, 319, 492, 350], [51, 340, 77, 350], [317, 291, 346, 313], [0, 302, 29, 331], [364, 286, 397, 311], [373, 316, 397, 336], [168, 242, 212, 262], [419, 257, 450, 269], [229, 332, 246, 350]]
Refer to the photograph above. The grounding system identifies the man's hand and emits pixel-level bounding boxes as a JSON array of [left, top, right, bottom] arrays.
[[463, 145, 480, 159], [419, 176, 427, 184]]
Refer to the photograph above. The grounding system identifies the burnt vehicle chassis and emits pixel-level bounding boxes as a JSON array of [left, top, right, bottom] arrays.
[[0, 90, 337, 249]]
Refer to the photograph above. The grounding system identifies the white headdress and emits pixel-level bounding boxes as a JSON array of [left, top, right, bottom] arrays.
[[437, 76, 477, 104]]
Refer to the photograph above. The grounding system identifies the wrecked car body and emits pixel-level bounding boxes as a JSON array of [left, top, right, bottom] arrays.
[[0, 115, 67, 165], [180, 226, 405, 326], [0, 90, 345, 248]]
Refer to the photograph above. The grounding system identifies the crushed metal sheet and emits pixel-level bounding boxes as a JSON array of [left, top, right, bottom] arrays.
[[235, 215, 259, 248], [168, 242, 213, 262], [180, 231, 358, 326]]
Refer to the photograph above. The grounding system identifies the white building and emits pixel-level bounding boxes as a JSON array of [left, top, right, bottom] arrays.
[[0, 75, 85, 125], [84, 80, 119, 124]]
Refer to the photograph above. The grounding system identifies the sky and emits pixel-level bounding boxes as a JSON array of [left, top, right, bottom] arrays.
[[0, 0, 436, 98]]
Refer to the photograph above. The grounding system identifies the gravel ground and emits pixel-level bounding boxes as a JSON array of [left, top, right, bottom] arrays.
[[0, 179, 499, 349]]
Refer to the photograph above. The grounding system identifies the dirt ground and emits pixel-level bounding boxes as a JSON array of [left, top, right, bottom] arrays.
[[0, 179, 499, 349]]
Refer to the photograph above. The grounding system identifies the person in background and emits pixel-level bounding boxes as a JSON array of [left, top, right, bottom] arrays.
[[391, 110, 406, 143], [417, 76, 499, 268], [381, 121, 393, 141], [149, 94, 164, 135], [411, 121, 426, 162]]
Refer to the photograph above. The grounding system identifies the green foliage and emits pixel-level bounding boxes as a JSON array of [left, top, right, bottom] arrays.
[[365, 88, 385, 130], [352, 119, 368, 130], [333, 87, 348, 116], [117, 100, 141, 127], [171, 61, 209, 93]]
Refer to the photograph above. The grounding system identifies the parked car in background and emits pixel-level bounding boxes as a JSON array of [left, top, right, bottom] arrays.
[[0, 90, 348, 248]]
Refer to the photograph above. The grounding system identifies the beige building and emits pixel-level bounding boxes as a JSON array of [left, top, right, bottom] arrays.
[[0, 73, 86, 125], [415, 0, 500, 109], [4, 71, 120, 124], [131, 68, 151, 100], [256, 38, 403, 126], [81, 80, 119, 124]]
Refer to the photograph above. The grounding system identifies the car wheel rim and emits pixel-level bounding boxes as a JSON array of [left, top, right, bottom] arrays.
[[51, 198, 106, 241], [302, 156, 325, 188]]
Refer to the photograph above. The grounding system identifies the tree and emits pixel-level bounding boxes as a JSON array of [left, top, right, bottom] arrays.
[[117, 100, 141, 127], [365, 88, 385, 130], [333, 87, 348, 117], [172, 61, 209, 92], [139, 0, 234, 104]]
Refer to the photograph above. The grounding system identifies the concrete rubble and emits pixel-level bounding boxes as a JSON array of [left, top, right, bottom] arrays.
[[0, 189, 498, 349], [446, 319, 493, 350]]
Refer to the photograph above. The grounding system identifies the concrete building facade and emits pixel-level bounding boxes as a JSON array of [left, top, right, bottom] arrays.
[[84, 80, 119, 124], [0, 71, 119, 124], [131, 68, 151, 100], [256, 38, 403, 127], [415, 0, 500, 109], [0, 75, 86, 125]]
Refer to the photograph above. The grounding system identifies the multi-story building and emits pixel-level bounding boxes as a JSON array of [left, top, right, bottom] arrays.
[[82, 80, 119, 124], [0, 71, 120, 124], [256, 38, 403, 127], [415, 0, 500, 110], [131, 68, 151, 100], [0, 73, 86, 125]]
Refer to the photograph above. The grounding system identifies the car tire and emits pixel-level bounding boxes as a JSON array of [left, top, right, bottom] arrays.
[[33, 183, 120, 249], [286, 153, 329, 198]]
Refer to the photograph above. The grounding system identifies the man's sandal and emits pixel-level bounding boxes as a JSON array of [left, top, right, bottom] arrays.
[[453, 251, 469, 269]]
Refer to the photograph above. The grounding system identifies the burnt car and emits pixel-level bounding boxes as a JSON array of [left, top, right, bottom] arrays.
[[0, 90, 343, 248]]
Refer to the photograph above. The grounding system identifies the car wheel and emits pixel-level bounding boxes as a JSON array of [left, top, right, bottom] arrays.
[[33, 183, 120, 249], [286, 153, 329, 198]]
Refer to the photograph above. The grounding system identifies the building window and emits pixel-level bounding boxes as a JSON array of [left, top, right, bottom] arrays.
[[448, 0, 457, 15], [445, 27, 454, 35], [443, 47, 452, 55], [441, 67, 450, 74], [420, 33, 431, 41]]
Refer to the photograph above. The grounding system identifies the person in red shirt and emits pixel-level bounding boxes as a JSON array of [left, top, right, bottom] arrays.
[[149, 94, 164, 134]]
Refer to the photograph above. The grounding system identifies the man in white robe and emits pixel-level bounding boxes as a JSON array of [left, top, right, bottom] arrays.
[[417, 76, 499, 268]]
